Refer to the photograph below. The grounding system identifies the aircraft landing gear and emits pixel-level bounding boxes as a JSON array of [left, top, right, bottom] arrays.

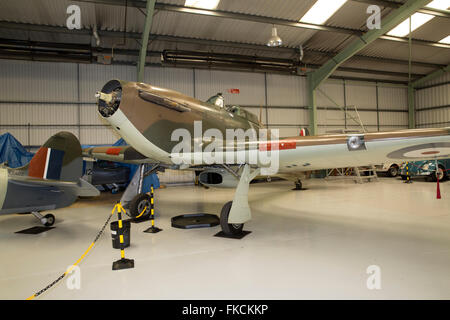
[[128, 193, 151, 218], [220, 201, 244, 236], [31, 212, 55, 227], [294, 179, 302, 190], [219, 164, 260, 236]]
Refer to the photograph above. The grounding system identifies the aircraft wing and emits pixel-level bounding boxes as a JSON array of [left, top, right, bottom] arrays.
[[82, 146, 155, 164]]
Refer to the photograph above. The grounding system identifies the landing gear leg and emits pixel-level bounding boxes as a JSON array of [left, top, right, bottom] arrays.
[[294, 179, 302, 190], [31, 211, 55, 227], [219, 164, 260, 236], [121, 163, 159, 218]]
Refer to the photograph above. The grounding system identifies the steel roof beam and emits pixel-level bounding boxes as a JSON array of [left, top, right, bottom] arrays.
[[0, 21, 444, 70], [351, 0, 450, 18], [309, 0, 434, 90], [137, 0, 156, 82], [73, 0, 450, 49]]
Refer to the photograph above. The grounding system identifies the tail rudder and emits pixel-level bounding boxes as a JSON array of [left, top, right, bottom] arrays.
[[28, 132, 82, 182]]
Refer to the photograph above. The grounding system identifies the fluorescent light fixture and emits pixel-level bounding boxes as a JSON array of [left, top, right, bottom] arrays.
[[300, 0, 348, 25], [387, 13, 434, 37], [185, 0, 220, 10], [438, 35, 450, 44], [425, 0, 450, 10], [387, 0, 449, 37]]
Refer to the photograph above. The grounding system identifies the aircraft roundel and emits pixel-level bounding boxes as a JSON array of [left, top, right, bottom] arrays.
[[387, 142, 450, 159]]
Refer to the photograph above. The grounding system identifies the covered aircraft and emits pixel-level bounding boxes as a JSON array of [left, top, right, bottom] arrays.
[[85, 79, 450, 236], [0, 132, 99, 226]]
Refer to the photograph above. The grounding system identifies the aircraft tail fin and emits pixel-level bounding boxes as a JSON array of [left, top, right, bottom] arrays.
[[28, 132, 82, 182]]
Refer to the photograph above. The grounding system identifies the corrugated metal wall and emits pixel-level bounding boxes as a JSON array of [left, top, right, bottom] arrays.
[[415, 72, 450, 128], [0, 59, 410, 147]]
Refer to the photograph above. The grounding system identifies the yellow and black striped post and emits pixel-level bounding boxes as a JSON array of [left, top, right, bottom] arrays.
[[144, 184, 162, 233], [112, 202, 134, 270], [404, 162, 412, 184]]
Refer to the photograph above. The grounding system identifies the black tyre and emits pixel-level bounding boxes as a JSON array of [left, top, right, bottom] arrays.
[[128, 193, 151, 218], [431, 166, 446, 182], [401, 175, 408, 181], [44, 214, 55, 227], [220, 201, 243, 236], [294, 180, 302, 190], [387, 165, 399, 177]]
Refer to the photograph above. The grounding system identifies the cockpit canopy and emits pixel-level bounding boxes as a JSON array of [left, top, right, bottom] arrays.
[[206, 93, 224, 108]]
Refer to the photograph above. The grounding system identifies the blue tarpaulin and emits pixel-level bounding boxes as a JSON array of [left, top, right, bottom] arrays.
[[0, 133, 34, 168]]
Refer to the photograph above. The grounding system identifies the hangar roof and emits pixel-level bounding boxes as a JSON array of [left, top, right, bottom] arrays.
[[0, 0, 448, 84]]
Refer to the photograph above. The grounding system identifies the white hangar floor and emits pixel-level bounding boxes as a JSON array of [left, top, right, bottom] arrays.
[[0, 177, 449, 300]]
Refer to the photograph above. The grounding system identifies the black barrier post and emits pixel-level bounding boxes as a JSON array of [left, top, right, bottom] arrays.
[[112, 202, 135, 270], [144, 184, 162, 233]]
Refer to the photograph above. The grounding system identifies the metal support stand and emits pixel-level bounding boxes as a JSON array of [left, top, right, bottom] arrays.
[[112, 202, 134, 270], [144, 184, 162, 233], [404, 162, 412, 184]]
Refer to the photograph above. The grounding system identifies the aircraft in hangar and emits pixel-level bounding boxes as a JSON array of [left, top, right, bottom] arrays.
[[0, 132, 100, 226], [84, 79, 450, 236]]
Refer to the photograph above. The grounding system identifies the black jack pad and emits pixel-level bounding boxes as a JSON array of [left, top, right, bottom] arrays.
[[144, 226, 162, 233], [214, 230, 252, 239], [112, 258, 134, 271], [15, 226, 55, 234], [171, 213, 219, 229]]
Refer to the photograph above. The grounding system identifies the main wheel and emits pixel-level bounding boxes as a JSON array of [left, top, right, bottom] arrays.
[[431, 166, 446, 182], [128, 193, 151, 218], [43, 214, 55, 227], [294, 180, 302, 190], [220, 201, 243, 236], [387, 165, 399, 177]]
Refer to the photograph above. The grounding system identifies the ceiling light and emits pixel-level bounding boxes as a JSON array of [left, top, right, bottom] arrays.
[[267, 25, 282, 47], [425, 0, 450, 10], [438, 35, 450, 44], [300, 0, 348, 25], [387, 12, 434, 37], [386, 0, 449, 38], [185, 0, 220, 10]]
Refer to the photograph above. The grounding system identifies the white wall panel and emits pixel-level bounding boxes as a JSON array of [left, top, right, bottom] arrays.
[[378, 85, 408, 110], [318, 109, 345, 126], [316, 80, 344, 108], [379, 111, 408, 126], [268, 108, 308, 126], [241, 107, 267, 125], [144, 67, 194, 97], [30, 127, 79, 145], [79, 64, 136, 103], [0, 127, 28, 144], [195, 69, 265, 105], [158, 170, 195, 184], [416, 84, 449, 109], [0, 104, 77, 125], [416, 108, 450, 127], [266, 74, 307, 106], [345, 81, 377, 110], [268, 127, 302, 137], [0, 60, 78, 102], [80, 104, 108, 126], [80, 127, 120, 145]]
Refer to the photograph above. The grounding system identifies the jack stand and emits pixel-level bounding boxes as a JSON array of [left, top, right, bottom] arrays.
[[144, 225, 162, 233], [112, 258, 134, 271], [143, 184, 162, 234], [111, 202, 135, 271]]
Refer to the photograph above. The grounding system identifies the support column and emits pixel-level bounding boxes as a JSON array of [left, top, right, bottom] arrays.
[[408, 84, 415, 129], [137, 0, 156, 82], [307, 73, 318, 135]]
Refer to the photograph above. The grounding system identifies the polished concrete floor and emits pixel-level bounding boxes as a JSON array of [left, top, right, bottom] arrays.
[[0, 177, 449, 300]]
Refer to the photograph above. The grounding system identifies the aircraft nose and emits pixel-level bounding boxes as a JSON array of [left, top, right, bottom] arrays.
[[0, 168, 8, 210], [96, 80, 122, 118]]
